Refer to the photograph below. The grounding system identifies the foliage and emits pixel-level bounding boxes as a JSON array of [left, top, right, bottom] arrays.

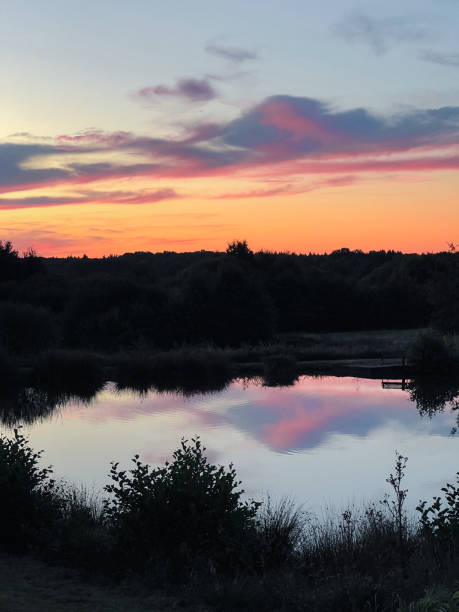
[[417, 472, 459, 538], [408, 375, 459, 421], [402, 588, 459, 611], [226, 239, 254, 260], [0, 428, 57, 551], [407, 331, 459, 374], [0, 429, 457, 610], [1, 239, 459, 353], [103, 437, 261, 570]]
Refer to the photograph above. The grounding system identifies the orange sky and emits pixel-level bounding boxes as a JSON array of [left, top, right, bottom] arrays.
[[2, 1, 459, 256], [2, 167, 457, 256]]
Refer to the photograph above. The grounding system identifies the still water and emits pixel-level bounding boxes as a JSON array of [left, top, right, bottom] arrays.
[[1, 376, 457, 512]]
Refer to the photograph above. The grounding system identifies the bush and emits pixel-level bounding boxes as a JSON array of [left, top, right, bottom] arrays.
[[407, 331, 459, 374], [0, 429, 57, 551], [417, 472, 459, 542], [103, 437, 260, 571]]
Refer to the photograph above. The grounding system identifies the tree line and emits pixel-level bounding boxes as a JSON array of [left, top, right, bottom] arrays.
[[0, 239, 457, 354]]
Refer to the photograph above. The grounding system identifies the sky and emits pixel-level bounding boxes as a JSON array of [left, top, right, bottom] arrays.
[[1, 0, 459, 256]]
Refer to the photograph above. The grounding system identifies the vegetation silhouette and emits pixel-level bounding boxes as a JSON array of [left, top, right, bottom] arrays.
[[0, 432, 457, 610], [0, 387, 59, 427], [405, 331, 459, 430], [1, 239, 458, 359], [115, 349, 233, 395]]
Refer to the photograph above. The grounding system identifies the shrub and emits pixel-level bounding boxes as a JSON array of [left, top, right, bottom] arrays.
[[103, 437, 260, 571], [417, 472, 459, 541], [0, 429, 57, 551], [407, 331, 459, 374]]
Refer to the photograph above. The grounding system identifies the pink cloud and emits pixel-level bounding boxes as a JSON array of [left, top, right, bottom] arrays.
[[1, 94, 459, 207]]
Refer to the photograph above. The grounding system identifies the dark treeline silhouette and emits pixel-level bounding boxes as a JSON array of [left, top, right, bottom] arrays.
[[1, 239, 458, 355]]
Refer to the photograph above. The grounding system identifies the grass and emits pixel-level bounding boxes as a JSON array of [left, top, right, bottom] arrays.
[[225, 329, 420, 374], [279, 328, 421, 361]]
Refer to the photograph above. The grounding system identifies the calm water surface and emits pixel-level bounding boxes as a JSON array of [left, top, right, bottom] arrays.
[[1, 376, 457, 512]]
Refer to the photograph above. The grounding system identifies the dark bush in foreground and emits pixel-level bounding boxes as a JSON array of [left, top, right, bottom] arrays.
[[0, 429, 57, 552], [103, 438, 260, 572]]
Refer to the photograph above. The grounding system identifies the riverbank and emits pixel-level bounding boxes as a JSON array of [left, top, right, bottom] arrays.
[[8, 328, 421, 388]]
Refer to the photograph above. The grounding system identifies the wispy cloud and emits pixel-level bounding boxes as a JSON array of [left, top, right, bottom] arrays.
[[0, 188, 179, 209], [205, 42, 259, 64], [334, 12, 428, 55], [420, 49, 459, 67], [136, 78, 217, 103], [214, 176, 360, 199]]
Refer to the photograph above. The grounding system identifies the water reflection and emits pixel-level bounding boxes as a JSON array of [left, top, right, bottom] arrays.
[[0, 383, 102, 427], [408, 376, 459, 433], [1, 372, 459, 435], [1, 375, 457, 510]]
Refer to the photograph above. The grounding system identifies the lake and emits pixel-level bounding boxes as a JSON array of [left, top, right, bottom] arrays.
[[1, 375, 457, 513]]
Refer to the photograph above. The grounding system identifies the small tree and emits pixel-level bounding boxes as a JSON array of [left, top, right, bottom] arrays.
[[226, 239, 254, 260]]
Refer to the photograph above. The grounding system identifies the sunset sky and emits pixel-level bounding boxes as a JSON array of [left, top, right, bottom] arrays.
[[1, 0, 459, 256]]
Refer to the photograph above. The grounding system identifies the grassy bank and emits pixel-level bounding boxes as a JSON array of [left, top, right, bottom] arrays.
[[0, 431, 457, 612], [4, 329, 424, 388]]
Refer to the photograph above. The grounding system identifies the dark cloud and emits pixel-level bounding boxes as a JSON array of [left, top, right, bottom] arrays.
[[0, 143, 71, 191], [219, 95, 459, 158], [205, 43, 259, 64], [137, 78, 217, 102], [420, 49, 459, 67], [334, 12, 427, 55]]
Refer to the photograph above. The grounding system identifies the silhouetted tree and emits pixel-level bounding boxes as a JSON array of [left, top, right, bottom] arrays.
[[226, 239, 254, 261]]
